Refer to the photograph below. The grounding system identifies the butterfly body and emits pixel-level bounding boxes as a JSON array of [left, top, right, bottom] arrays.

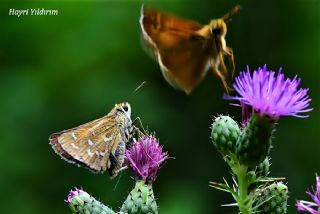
[[49, 102, 133, 178], [140, 6, 239, 94]]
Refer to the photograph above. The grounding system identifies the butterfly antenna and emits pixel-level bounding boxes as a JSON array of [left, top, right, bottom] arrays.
[[132, 81, 147, 94], [126, 81, 147, 104], [222, 5, 241, 23]]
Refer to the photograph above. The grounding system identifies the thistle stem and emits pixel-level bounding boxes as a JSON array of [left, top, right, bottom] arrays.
[[236, 165, 250, 214]]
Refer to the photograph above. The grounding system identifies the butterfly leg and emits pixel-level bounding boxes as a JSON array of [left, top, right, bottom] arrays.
[[132, 117, 146, 135], [212, 62, 233, 94], [110, 165, 128, 180], [219, 51, 228, 77], [224, 47, 235, 78], [126, 126, 145, 149], [118, 165, 128, 172]]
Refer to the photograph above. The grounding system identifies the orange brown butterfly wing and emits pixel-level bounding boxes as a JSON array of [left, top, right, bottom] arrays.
[[141, 6, 203, 33], [140, 6, 213, 94]]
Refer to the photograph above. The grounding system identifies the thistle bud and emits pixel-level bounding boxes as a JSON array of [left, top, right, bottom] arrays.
[[256, 182, 288, 214], [65, 188, 114, 214], [211, 115, 240, 155]]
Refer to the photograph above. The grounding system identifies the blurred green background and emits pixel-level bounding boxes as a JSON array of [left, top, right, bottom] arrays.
[[0, 0, 319, 213]]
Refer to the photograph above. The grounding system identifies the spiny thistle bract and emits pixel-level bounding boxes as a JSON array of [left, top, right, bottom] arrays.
[[65, 188, 115, 214], [248, 157, 271, 192], [256, 157, 270, 178], [236, 114, 275, 167], [211, 115, 240, 155], [255, 182, 288, 214], [121, 180, 157, 214]]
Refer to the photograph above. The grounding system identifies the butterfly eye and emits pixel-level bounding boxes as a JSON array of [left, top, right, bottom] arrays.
[[211, 27, 222, 35], [122, 106, 128, 112]]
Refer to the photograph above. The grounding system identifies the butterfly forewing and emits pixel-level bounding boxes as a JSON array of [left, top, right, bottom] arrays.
[[49, 103, 132, 178], [140, 5, 237, 94]]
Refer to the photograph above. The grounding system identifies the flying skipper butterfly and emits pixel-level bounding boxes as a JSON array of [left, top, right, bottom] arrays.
[[49, 102, 133, 178], [140, 5, 240, 94]]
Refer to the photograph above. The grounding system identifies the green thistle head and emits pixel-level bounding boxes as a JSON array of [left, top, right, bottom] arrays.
[[255, 182, 288, 214], [65, 188, 115, 214], [211, 115, 240, 156]]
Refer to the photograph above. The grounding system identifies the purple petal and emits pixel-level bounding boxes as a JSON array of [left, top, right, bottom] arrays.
[[296, 200, 319, 214], [65, 188, 83, 204], [296, 176, 320, 213]]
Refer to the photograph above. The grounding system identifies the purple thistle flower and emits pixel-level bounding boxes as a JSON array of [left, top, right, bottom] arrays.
[[126, 135, 168, 183], [232, 65, 312, 119], [296, 176, 320, 214], [65, 188, 83, 204]]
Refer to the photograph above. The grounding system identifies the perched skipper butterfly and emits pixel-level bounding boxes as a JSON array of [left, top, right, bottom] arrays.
[[49, 102, 133, 178], [140, 5, 240, 94]]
